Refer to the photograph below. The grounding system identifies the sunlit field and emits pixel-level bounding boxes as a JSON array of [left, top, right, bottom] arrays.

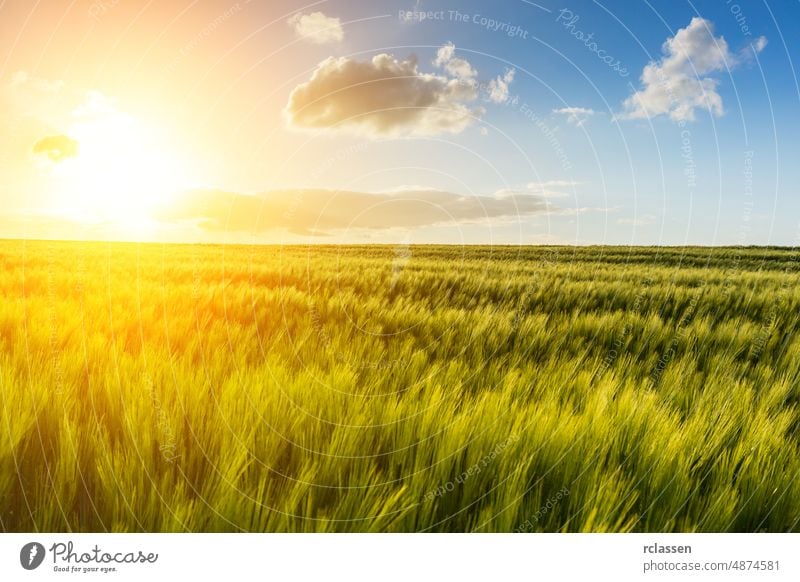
[[1, 240, 799, 532]]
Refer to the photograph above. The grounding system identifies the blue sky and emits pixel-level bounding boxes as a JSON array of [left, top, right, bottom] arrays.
[[2, 0, 798, 245], [327, 0, 799, 245]]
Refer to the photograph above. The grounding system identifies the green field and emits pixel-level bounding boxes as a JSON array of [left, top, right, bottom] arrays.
[[1, 241, 799, 532]]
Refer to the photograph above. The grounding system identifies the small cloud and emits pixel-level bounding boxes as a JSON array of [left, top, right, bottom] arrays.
[[495, 180, 579, 199], [32, 134, 79, 161], [526, 233, 567, 244], [487, 68, 516, 104], [739, 35, 768, 64], [527, 180, 580, 188], [434, 42, 477, 82], [621, 17, 766, 123], [617, 214, 657, 226], [553, 107, 595, 126], [288, 11, 344, 44], [285, 52, 482, 137]]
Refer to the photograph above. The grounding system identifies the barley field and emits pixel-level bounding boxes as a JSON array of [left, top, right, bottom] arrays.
[[1, 240, 799, 532]]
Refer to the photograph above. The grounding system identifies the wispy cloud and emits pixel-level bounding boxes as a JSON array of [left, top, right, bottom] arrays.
[[553, 107, 595, 126], [527, 180, 581, 189], [157, 187, 557, 235], [8, 70, 64, 93], [494, 180, 580, 199], [617, 214, 657, 226]]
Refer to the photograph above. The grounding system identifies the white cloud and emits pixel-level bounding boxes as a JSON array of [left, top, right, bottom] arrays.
[[622, 17, 766, 122], [288, 11, 344, 44], [434, 42, 477, 82], [487, 68, 516, 104], [553, 107, 595, 126], [285, 51, 483, 137]]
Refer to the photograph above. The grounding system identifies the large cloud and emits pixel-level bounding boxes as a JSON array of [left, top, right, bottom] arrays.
[[157, 188, 554, 235], [285, 51, 483, 136], [622, 17, 766, 122], [288, 11, 344, 44], [32, 134, 79, 161]]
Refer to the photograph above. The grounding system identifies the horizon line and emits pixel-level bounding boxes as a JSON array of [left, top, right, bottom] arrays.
[[0, 237, 796, 250]]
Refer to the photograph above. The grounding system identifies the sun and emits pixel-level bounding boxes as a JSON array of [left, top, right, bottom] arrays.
[[51, 96, 191, 225]]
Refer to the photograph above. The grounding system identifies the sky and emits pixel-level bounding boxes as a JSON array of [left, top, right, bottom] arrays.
[[1, 0, 798, 245]]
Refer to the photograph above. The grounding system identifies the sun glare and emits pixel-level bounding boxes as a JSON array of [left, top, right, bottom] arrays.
[[51, 99, 190, 225]]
